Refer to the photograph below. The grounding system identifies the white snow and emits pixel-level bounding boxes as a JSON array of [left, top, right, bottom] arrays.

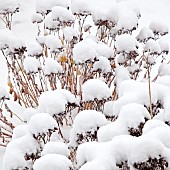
[[136, 27, 154, 43], [144, 39, 161, 54], [45, 35, 63, 52], [33, 154, 73, 170], [22, 108, 39, 122], [63, 27, 79, 42], [0, 86, 9, 101], [31, 13, 43, 24], [44, 57, 63, 76], [158, 64, 170, 76], [41, 141, 69, 156], [23, 57, 41, 74], [38, 91, 67, 116], [0, 0, 19, 14], [149, 20, 169, 36], [3, 134, 40, 170], [73, 39, 98, 64], [12, 124, 30, 140], [116, 34, 138, 54], [92, 56, 111, 73], [82, 79, 112, 101], [28, 113, 57, 136], [44, 13, 60, 31], [51, 6, 75, 24], [27, 42, 43, 57]]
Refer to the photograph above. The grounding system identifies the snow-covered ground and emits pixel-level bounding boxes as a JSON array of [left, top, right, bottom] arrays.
[[0, 0, 170, 170]]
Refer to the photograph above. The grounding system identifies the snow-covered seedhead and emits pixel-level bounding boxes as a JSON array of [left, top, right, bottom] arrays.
[[28, 113, 57, 141], [23, 57, 41, 74], [92, 56, 111, 75], [52, 6, 75, 26], [41, 141, 69, 157], [45, 35, 63, 53], [31, 13, 43, 24], [0, 87, 9, 101], [92, 6, 117, 28], [27, 43, 43, 58], [0, 0, 19, 15], [136, 27, 154, 43], [116, 34, 139, 58], [129, 137, 168, 170], [116, 4, 138, 34], [82, 79, 111, 102], [117, 103, 151, 136], [38, 91, 67, 117], [3, 134, 41, 170], [22, 108, 39, 122], [144, 39, 161, 55], [69, 110, 107, 147], [73, 39, 98, 64], [33, 154, 73, 170], [149, 20, 169, 38], [44, 57, 63, 76]]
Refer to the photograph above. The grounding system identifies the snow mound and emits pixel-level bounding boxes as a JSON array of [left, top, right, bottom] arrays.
[[44, 57, 63, 76], [82, 79, 111, 101], [42, 141, 69, 156], [28, 113, 57, 136], [23, 57, 41, 74], [33, 154, 73, 170], [116, 34, 138, 54], [38, 91, 67, 116]]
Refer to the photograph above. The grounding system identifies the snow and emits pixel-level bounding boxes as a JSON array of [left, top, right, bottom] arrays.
[[0, 0, 19, 14], [27, 42, 43, 57], [45, 35, 63, 52], [92, 56, 111, 73], [0, 87, 9, 101], [44, 57, 63, 76], [103, 101, 115, 117], [96, 42, 114, 59], [117, 103, 151, 129], [56, 89, 79, 106], [51, 6, 75, 24], [31, 13, 43, 24], [3, 134, 40, 170], [144, 39, 161, 54], [1, 0, 170, 169], [144, 126, 170, 148], [156, 76, 170, 87], [44, 13, 60, 31], [28, 113, 57, 136], [33, 154, 73, 170], [142, 119, 168, 134], [71, 0, 91, 16], [41, 141, 69, 156], [91, 6, 117, 27], [12, 124, 30, 140], [73, 39, 98, 64], [158, 64, 170, 76], [22, 108, 39, 122], [63, 27, 79, 42], [38, 91, 67, 116], [69, 110, 107, 147], [149, 20, 169, 36], [71, 110, 107, 134], [82, 79, 112, 101], [36, 0, 70, 15], [129, 137, 167, 164], [116, 34, 138, 54], [136, 27, 154, 43], [116, 4, 138, 33], [23, 57, 41, 74]]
